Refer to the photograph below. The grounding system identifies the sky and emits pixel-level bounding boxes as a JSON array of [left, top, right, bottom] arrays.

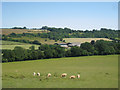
[[2, 2, 118, 30]]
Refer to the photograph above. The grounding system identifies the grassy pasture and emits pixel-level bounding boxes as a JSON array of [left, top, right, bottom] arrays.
[[1, 40, 31, 45], [2, 55, 118, 88], [1, 45, 39, 50], [1, 29, 49, 35], [63, 38, 112, 43], [1, 40, 39, 50], [12, 37, 64, 45]]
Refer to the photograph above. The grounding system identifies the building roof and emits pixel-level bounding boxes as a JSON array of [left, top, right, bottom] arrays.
[[68, 42, 81, 46], [58, 43, 67, 45]]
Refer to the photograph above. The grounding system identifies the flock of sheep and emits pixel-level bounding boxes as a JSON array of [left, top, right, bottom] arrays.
[[33, 72, 80, 79]]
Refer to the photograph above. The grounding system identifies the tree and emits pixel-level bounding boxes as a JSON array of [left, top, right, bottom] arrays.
[[29, 46, 35, 51], [91, 40, 95, 45], [44, 49, 53, 58], [71, 46, 82, 56], [13, 46, 26, 61], [55, 39, 58, 42], [2, 50, 15, 62], [23, 27, 27, 29], [55, 46, 65, 58], [81, 50, 89, 56], [39, 44, 50, 51], [94, 40, 113, 55], [31, 51, 39, 60], [9, 33, 16, 37], [41, 26, 48, 30], [80, 42, 95, 54], [65, 50, 71, 57], [32, 40, 41, 45], [38, 50, 44, 59], [52, 49, 58, 58]]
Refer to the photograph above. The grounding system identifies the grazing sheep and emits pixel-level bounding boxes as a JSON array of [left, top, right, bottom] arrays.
[[37, 72, 40, 76], [61, 73, 67, 77], [47, 73, 51, 77], [70, 75, 76, 79], [33, 72, 36, 76], [77, 74, 80, 78]]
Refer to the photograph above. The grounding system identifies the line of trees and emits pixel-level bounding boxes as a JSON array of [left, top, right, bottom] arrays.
[[2, 40, 120, 63], [11, 27, 27, 29]]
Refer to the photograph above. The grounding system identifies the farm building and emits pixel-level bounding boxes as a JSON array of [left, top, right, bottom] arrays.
[[55, 42, 81, 47], [55, 43, 68, 48], [67, 42, 81, 47]]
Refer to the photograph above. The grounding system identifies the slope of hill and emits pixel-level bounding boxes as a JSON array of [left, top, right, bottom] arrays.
[[2, 29, 50, 35], [2, 55, 118, 88], [11, 37, 65, 45]]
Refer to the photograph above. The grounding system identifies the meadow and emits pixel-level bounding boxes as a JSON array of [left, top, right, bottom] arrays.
[[2, 40, 32, 45], [1, 40, 40, 50], [2, 55, 118, 88], [63, 38, 112, 43], [12, 37, 64, 45]]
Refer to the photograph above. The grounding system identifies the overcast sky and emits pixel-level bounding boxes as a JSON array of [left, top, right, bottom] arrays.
[[2, 2, 118, 30]]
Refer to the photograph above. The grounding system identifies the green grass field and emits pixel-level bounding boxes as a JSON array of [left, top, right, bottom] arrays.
[[0, 38, 64, 50], [1, 45, 40, 50], [12, 37, 64, 45], [1, 40, 40, 50], [2, 55, 118, 88], [1, 40, 31, 45]]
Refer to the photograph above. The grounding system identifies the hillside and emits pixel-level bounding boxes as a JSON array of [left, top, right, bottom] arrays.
[[1, 27, 119, 40], [2, 29, 50, 35], [2, 55, 118, 88], [9, 37, 65, 45]]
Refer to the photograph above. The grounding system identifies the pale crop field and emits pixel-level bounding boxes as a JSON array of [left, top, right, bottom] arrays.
[[63, 38, 112, 43], [2, 55, 118, 88]]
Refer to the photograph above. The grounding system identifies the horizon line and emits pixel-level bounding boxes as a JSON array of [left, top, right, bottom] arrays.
[[0, 26, 118, 30]]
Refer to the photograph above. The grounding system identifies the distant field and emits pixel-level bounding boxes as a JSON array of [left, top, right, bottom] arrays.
[[1, 40, 31, 45], [2, 55, 118, 88], [1, 37, 64, 49], [63, 38, 112, 43], [1, 45, 39, 50], [1, 29, 50, 35], [1, 40, 39, 50], [12, 37, 64, 45]]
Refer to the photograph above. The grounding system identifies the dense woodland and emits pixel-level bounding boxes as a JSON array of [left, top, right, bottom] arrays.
[[1, 26, 120, 62]]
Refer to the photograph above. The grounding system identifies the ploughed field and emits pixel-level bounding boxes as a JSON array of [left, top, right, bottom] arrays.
[[2, 55, 118, 88]]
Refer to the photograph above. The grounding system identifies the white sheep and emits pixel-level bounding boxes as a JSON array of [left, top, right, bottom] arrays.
[[47, 73, 51, 77], [61, 73, 67, 77], [77, 74, 80, 78], [33, 72, 36, 76], [70, 75, 76, 79], [37, 72, 40, 76]]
